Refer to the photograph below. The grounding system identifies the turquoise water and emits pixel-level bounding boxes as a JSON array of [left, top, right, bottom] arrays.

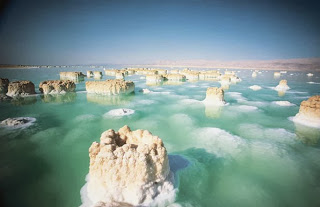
[[0, 68, 320, 207]]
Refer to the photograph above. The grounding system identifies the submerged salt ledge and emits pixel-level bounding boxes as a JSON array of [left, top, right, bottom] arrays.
[[0, 117, 36, 129], [80, 126, 176, 207], [272, 101, 295, 106], [104, 109, 135, 117]]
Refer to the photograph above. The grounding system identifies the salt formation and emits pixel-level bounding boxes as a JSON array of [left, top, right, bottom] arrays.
[[115, 72, 125, 80], [199, 70, 221, 80], [156, 69, 168, 75], [274, 72, 281, 77], [292, 95, 320, 128], [219, 76, 231, 86], [169, 69, 180, 74], [81, 125, 174, 206], [0, 78, 9, 94], [86, 79, 135, 95], [273, 101, 295, 106], [164, 74, 186, 81], [87, 71, 94, 77], [249, 85, 262, 91], [203, 87, 226, 106], [39, 80, 76, 94], [146, 75, 164, 83], [275, 80, 290, 91], [6, 80, 36, 97], [307, 73, 313, 77], [139, 88, 151, 94], [93, 71, 103, 78], [252, 72, 257, 78], [104, 108, 135, 117], [60, 72, 85, 80], [0, 117, 36, 128]]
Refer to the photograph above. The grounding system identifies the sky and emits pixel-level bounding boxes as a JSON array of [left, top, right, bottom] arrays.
[[0, 0, 320, 65]]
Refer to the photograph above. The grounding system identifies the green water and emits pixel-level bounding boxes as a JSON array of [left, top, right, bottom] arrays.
[[0, 68, 320, 207]]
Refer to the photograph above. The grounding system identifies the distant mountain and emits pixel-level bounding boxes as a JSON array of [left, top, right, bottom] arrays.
[[144, 58, 320, 71]]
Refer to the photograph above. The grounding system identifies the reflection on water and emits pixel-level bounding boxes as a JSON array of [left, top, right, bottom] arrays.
[[295, 123, 320, 145], [41, 93, 77, 103], [86, 93, 134, 105], [146, 81, 163, 86], [11, 96, 37, 106], [204, 104, 223, 118], [278, 91, 286, 97]]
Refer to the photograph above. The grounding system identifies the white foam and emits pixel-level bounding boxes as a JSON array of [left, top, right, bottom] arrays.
[[249, 85, 262, 91], [0, 117, 36, 129], [134, 99, 156, 105], [272, 101, 295, 106], [227, 92, 247, 102], [103, 108, 135, 118], [169, 114, 194, 127], [307, 82, 320, 84], [180, 99, 201, 105], [192, 127, 246, 157], [139, 88, 151, 94], [140, 76, 146, 79]]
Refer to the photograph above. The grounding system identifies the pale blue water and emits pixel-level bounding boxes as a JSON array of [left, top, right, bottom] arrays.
[[0, 67, 320, 207]]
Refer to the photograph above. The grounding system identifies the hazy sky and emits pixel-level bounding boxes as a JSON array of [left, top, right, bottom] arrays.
[[0, 0, 320, 65]]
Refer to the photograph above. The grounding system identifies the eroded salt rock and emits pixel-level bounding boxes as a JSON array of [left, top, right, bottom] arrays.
[[94, 71, 103, 78], [0, 78, 9, 94], [156, 69, 168, 75], [164, 74, 186, 81], [169, 69, 180, 74], [0, 117, 36, 128], [275, 80, 290, 91], [203, 87, 226, 106], [146, 75, 164, 83], [6, 80, 36, 97], [87, 71, 94, 77], [115, 72, 124, 80], [39, 80, 76, 94], [86, 79, 134, 95], [199, 70, 221, 80], [81, 125, 174, 206], [292, 95, 320, 128], [249, 85, 261, 91], [60, 72, 85, 81]]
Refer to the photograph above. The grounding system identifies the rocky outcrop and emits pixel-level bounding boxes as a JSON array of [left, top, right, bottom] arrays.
[[39, 80, 76, 94], [81, 125, 174, 206], [86, 79, 134, 95], [0, 78, 9, 94], [275, 80, 290, 91], [60, 72, 85, 80], [203, 87, 226, 106], [292, 95, 320, 128], [6, 81, 36, 97]]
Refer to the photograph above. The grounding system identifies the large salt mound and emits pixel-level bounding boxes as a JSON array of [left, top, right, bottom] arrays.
[[0, 117, 36, 129], [292, 95, 320, 128], [202, 87, 226, 106], [103, 109, 135, 117], [275, 80, 290, 91], [39, 80, 76, 94], [80, 125, 175, 207], [86, 79, 134, 95], [6, 80, 36, 97]]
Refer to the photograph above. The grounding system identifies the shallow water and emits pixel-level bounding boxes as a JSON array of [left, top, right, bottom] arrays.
[[0, 67, 320, 207]]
